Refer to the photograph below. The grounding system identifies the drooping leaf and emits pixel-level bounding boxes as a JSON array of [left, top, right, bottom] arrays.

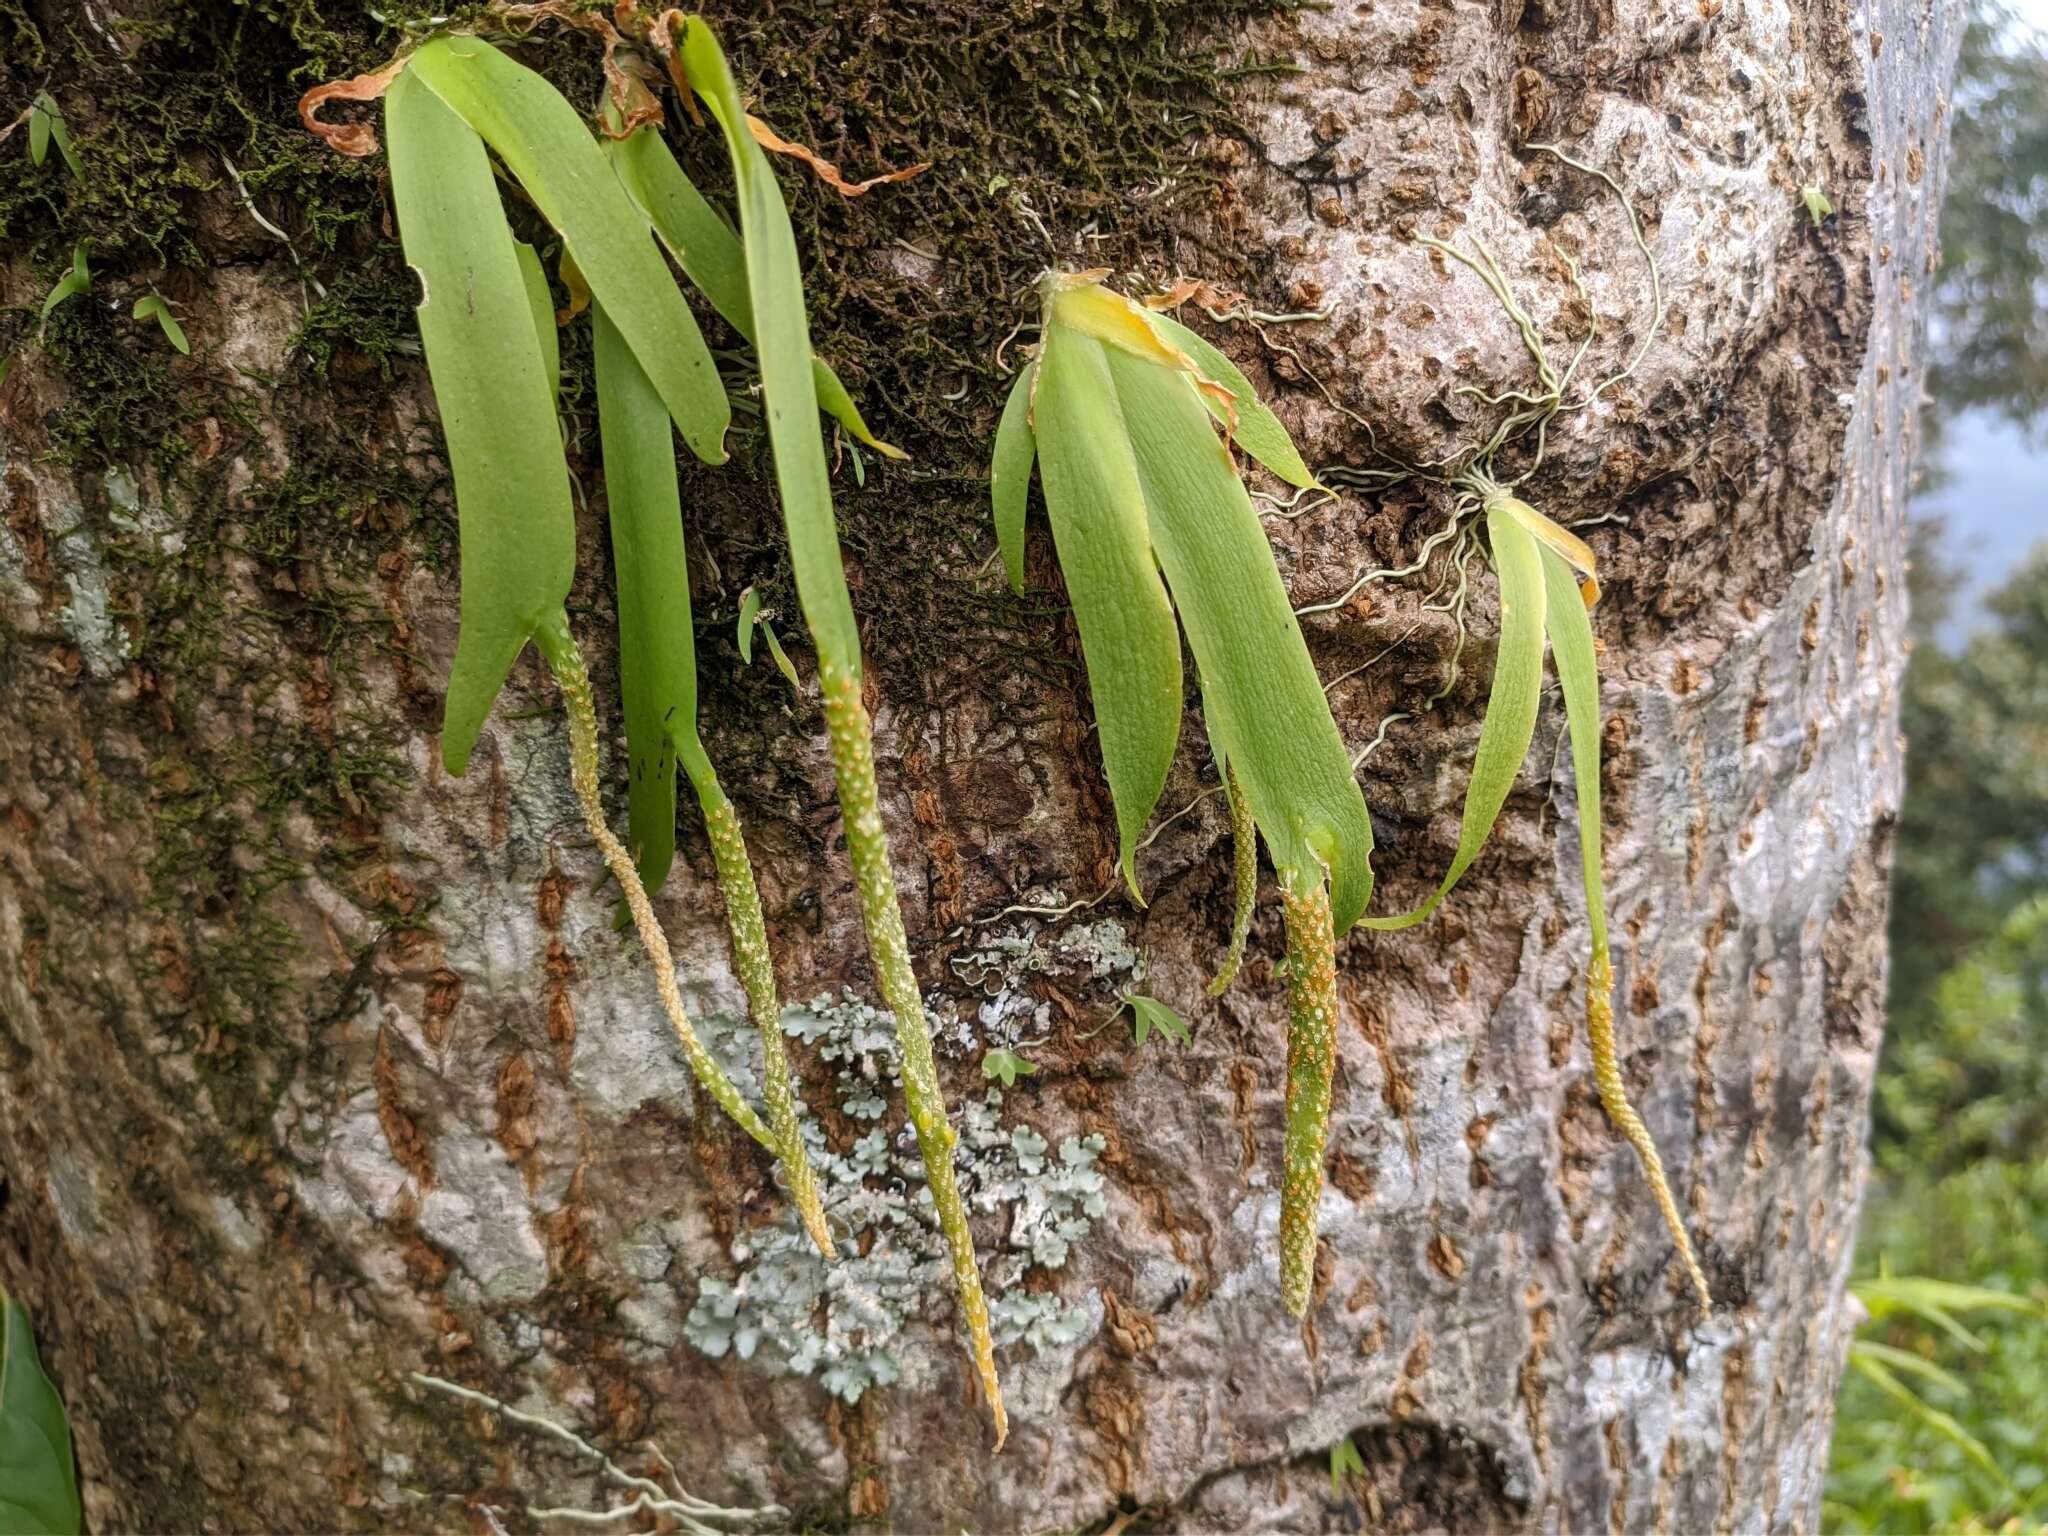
[[1030, 322, 1184, 899], [736, 585, 765, 663], [1104, 343, 1372, 929], [1848, 1350, 2008, 1487], [759, 619, 801, 689], [1846, 1339, 1968, 1399], [593, 302, 834, 1256], [386, 66, 574, 775], [0, 1293, 81, 1536], [675, 18, 855, 671], [593, 298, 697, 894], [606, 126, 901, 457], [1127, 994, 1190, 1050], [1543, 543, 1606, 955], [27, 102, 49, 167], [1854, 1274, 2038, 1351], [989, 358, 1037, 593], [513, 240, 559, 398], [1146, 310, 1320, 490], [1361, 501, 1545, 931], [404, 34, 730, 463]]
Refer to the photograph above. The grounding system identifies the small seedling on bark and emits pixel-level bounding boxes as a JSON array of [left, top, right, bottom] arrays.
[[981, 1048, 1037, 1088], [1126, 994, 1191, 1051], [26, 91, 82, 180], [1329, 1434, 1366, 1498], [38, 243, 87, 335], [133, 292, 188, 354]]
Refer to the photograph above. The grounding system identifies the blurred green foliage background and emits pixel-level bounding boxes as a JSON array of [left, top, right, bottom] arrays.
[[1824, 8, 2048, 1529]]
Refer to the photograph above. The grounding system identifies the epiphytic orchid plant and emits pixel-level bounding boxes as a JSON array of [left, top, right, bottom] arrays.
[[992, 272, 1374, 1316], [305, 13, 1007, 1441]]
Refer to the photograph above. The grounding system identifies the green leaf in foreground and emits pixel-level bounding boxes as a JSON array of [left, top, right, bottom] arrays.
[[513, 241, 559, 398], [1146, 309, 1321, 491], [1102, 330, 1371, 931], [404, 34, 730, 464], [989, 358, 1036, 592], [1030, 318, 1182, 899], [0, 1293, 81, 1536], [593, 298, 694, 895], [385, 67, 574, 776], [606, 124, 901, 458], [594, 296, 834, 1256]]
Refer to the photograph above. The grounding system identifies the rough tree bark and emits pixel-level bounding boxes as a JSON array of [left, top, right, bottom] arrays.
[[0, 0, 1957, 1530]]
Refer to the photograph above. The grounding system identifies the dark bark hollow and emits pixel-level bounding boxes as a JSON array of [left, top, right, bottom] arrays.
[[0, 0, 1956, 1529]]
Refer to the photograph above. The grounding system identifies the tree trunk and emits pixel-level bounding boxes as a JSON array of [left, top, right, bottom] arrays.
[[0, 0, 1956, 1530]]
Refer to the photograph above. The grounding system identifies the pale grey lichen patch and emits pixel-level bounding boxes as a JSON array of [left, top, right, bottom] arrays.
[[682, 989, 1109, 1402], [949, 900, 1145, 1052], [59, 568, 124, 677]]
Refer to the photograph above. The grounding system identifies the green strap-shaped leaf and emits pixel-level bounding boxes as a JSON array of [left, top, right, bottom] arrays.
[[593, 299, 700, 894], [0, 1294, 81, 1536], [1032, 325, 1184, 899], [514, 240, 560, 399], [387, 67, 574, 776], [675, 19, 857, 673], [989, 358, 1036, 593], [606, 126, 900, 457], [1104, 347, 1372, 929], [1542, 545, 1605, 954], [594, 304, 834, 1256], [1147, 310, 1321, 491], [405, 35, 730, 465], [1361, 501, 1545, 930]]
